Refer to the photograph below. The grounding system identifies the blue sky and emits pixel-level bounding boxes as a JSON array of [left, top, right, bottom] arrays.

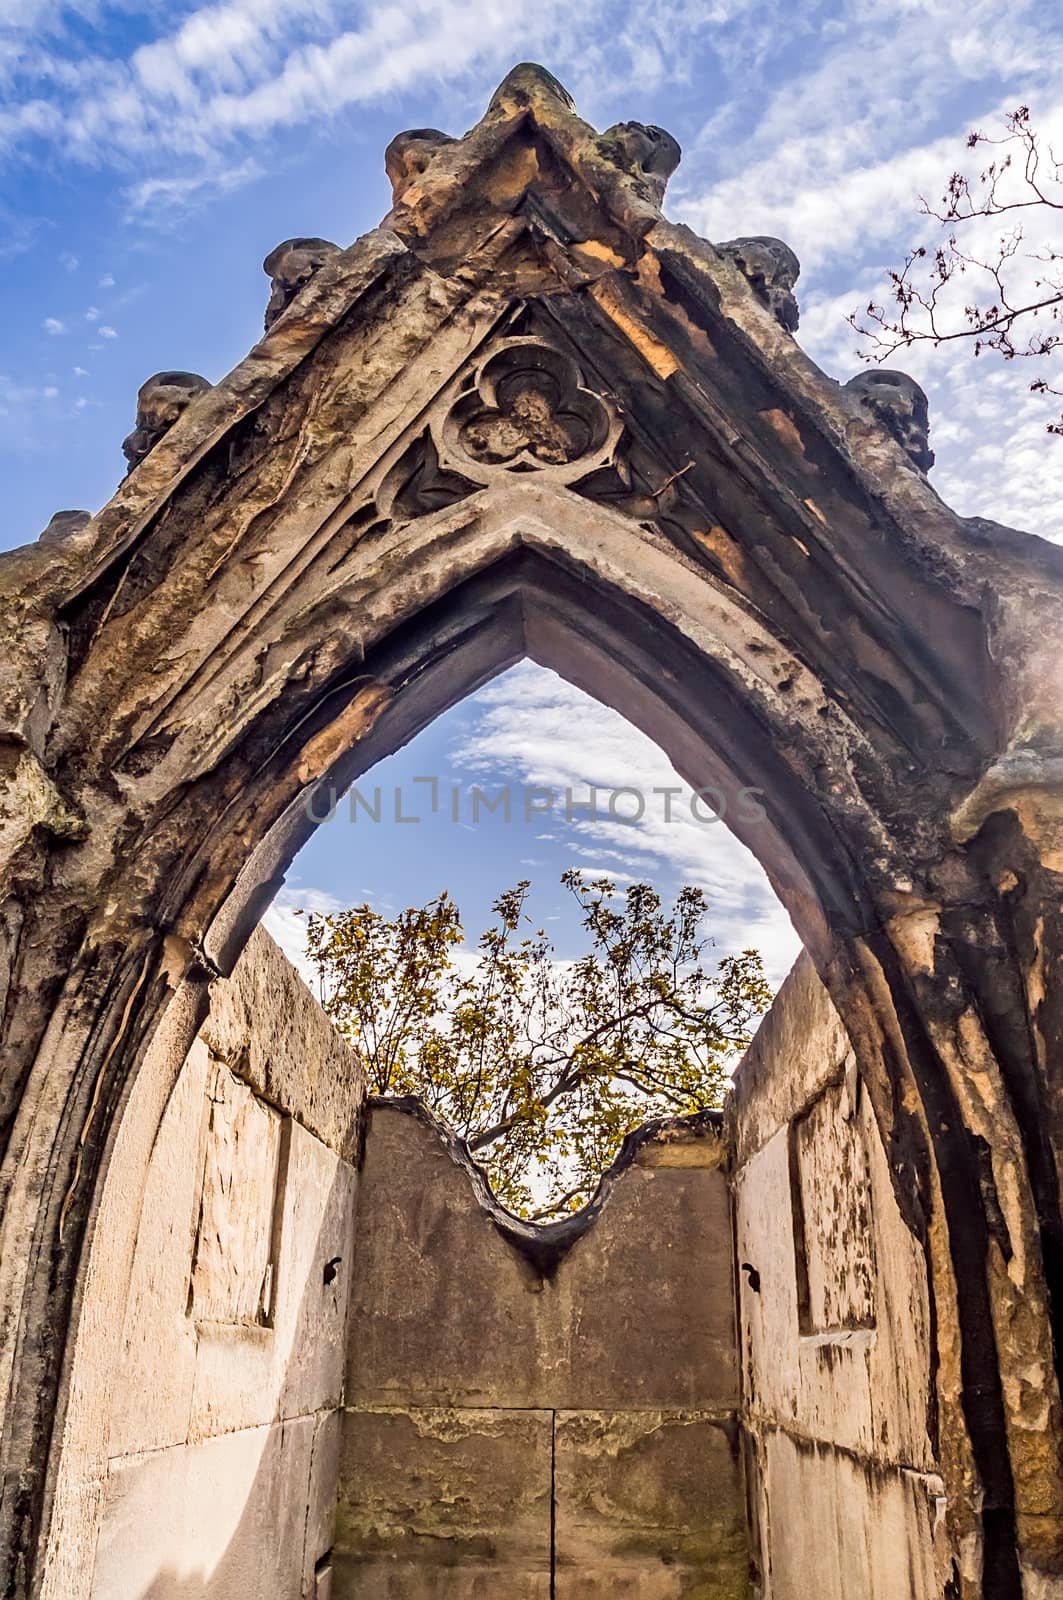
[[4, 0, 1062, 986]]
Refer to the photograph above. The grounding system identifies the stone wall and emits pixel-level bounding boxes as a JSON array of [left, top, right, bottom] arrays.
[[62, 928, 365, 1600], [335, 1101, 749, 1598], [730, 953, 951, 1599], [43, 934, 970, 1597]]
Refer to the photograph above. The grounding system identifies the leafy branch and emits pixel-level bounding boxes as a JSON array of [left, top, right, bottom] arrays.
[[302, 870, 771, 1218]]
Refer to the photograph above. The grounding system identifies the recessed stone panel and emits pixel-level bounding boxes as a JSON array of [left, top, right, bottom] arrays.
[[189, 1063, 284, 1328]]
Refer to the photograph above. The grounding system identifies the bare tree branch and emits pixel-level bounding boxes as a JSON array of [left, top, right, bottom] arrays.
[[850, 106, 1063, 436]]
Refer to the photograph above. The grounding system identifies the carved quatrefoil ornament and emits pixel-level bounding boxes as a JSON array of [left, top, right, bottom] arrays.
[[439, 340, 620, 484]]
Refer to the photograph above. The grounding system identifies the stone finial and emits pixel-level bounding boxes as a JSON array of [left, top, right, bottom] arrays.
[[716, 236, 801, 333], [597, 122, 681, 202], [262, 237, 341, 331], [121, 371, 212, 472], [488, 62, 575, 114], [38, 510, 92, 546], [845, 369, 935, 472], [384, 129, 457, 201]]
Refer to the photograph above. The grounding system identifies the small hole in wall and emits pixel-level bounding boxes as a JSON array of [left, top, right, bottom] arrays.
[[741, 1261, 761, 1293], [323, 1256, 342, 1285]]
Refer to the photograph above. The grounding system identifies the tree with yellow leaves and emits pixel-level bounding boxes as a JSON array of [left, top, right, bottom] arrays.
[[304, 870, 771, 1219]]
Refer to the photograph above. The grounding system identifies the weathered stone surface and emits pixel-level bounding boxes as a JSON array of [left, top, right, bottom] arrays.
[[728, 954, 851, 1168], [755, 1430, 949, 1600], [346, 1104, 549, 1409], [188, 1060, 283, 1327], [339, 1101, 746, 1597], [92, 1415, 323, 1599], [554, 1411, 749, 1597], [200, 924, 365, 1161], [334, 1407, 553, 1598], [731, 960, 941, 1593], [189, 1117, 356, 1439], [106, 1037, 210, 1460], [43, 930, 360, 1599], [559, 1138, 738, 1411], [347, 1102, 738, 1412]]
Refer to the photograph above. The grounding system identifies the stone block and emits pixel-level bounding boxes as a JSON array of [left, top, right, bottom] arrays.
[[790, 1076, 875, 1335], [346, 1108, 545, 1408], [347, 1105, 739, 1414], [728, 953, 849, 1166], [190, 1121, 357, 1437], [333, 1406, 552, 1598], [201, 926, 365, 1160], [106, 1038, 209, 1459], [758, 1429, 946, 1600], [558, 1159, 738, 1410], [304, 1410, 343, 1593], [554, 1410, 750, 1598], [189, 1061, 283, 1328], [92, 1416, 317, 1599]]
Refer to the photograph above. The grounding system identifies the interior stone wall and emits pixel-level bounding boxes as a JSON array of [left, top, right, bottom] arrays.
[[49, 928, 365, 1600], [42, 933, 974, 1598], [730, 953, 952, 1599], [335, 1101, 749, 1598]]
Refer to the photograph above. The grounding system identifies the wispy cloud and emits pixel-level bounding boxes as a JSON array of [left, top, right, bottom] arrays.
[[261, 884, 343, 987], [42, 315, 63, 333], [0, 0, 766, 193], [450, 662, 802, 985], [122, 156, 264, 219]]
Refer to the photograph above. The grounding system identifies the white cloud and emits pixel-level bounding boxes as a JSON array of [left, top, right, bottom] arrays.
[[261, 884, 343, 987], [450, 662, 802, 986], [97, 272, 114, 287], [0, 0, 771, 188], [84, 305, 98, 320], [72, 364, 87, 376], [122, 156, 263, 218], [42, 316, 64, 333], [98, 323, 117, 337]]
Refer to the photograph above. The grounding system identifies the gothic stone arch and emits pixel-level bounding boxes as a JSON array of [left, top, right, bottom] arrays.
[[1, 63, 1062, 1599]]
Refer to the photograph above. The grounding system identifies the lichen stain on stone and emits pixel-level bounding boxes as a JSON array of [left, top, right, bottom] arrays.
[[637, 1140, 727, 1170], [589, 278, 680, 378], [571, 238, 625, 269], [760, 407, 809, 462], [887, 905, 943, 977], [481, 140, 541, 205], [637, 250, 718, 361], [294, 682, 392, 784], [690, 524, 747, 588]]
